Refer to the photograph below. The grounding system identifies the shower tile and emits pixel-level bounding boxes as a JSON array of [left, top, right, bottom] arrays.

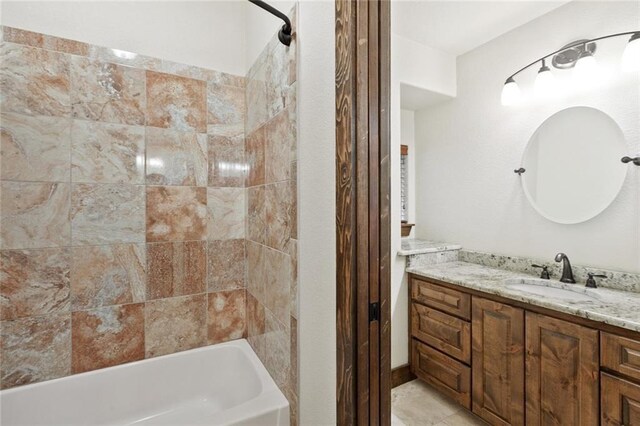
[[265, 43, 291, 119], [264, 108, 295, 184], [245, 127, 265, 187], [2, 27, 44, 48], [287, 239, 298, 318], [0, 182, 71, 250], [146, 71, 206, 133], [146, 240, 206, 300], [207, 134, 245, 188], [207, 239, 245, 292], [207, 289, 246, 344], [207, 83, 245, 137], [159, 60, 215, 82], [265, 181, 292, 252], [71, 184, 145, 245], [264, 247, 290, 326], [88, 45, 162, 71], [71, 303, 144, 373], [70, 56, 146, 125], [264, 309, 289, 388], [145, 294, 207, 357], [0, 113, 71, 182], [246, 292, 266, 361], [71, 120, 145, 184], [245, 62, 268, 134], [209, 71, 245, 89], [246, 240, 266, 304], [145, 186, 207, 243], [43, 36, 89, 56], [0, 248, 71, 321], [0, 43, 71, 117], [247, 186, 266, 245], [291, 162, 298, 240], [0, 312, 71, 389], [145, 127, 208, 187], [207, 187, 245, 240], [71, 244, 146, 310]]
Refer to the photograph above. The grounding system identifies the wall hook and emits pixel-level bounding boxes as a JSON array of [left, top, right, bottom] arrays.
[[514, 167, 526, 175], [621, 156, 640, 166]]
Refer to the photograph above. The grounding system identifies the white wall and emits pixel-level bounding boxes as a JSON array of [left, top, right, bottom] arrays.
[[245, 0, 296, 69], [297, 1, 336, 424], [389, 28, 457, 368], [0, 1, 247, 75], [415, 0, 640, 273]]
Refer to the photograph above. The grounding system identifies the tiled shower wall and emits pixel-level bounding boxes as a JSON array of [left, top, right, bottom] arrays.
[[0, 27, 248, 388], [245, 6, 299, 425]]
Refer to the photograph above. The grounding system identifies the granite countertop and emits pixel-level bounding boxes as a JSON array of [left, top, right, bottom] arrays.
[[407, 261, 640, 332], [398, 239, 462, 256]]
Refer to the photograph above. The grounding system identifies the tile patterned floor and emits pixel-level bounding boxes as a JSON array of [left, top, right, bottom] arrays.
[[391, 380, 486, 426]]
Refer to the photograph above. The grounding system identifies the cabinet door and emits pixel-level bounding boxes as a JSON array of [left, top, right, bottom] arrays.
[[472, 298, 524, 426], [525, 312, 599, 426], [601, 372, 640, 426]]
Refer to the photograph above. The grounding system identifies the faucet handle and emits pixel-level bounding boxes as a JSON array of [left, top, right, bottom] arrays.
[[586, 272, 607, 288], [532, 264, 551, 279]]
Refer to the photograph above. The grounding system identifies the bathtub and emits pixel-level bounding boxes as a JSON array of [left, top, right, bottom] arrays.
[[0, 339, 289, 426]]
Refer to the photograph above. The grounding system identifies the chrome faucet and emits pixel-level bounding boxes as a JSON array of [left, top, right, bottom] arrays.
[[554, 253, 576, 283]]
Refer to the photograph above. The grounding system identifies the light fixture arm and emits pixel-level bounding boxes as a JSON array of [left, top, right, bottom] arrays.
[[505, 30, 639, 81]]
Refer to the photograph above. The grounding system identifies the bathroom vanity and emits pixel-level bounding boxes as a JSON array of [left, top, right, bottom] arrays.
[[407, 261, 640, 426]]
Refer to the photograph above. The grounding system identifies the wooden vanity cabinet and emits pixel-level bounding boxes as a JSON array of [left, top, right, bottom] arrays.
[[408, 275, 640, 426], [524, 312, 599, 426], [471, 298, 525, 426]]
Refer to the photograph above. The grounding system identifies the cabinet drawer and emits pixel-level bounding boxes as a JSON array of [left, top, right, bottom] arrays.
[[411, 278, 471, 320], [602, 332, 640, 382], [601, 372, 640, 426], [411, 303, 471, 363], [412, 339, 471, 409]]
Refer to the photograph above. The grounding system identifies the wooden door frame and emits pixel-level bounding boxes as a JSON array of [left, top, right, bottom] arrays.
[[336, 0, 391, 424]]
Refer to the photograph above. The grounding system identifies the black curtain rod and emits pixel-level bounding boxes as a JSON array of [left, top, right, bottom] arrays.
[[248, 0, 292, 46]]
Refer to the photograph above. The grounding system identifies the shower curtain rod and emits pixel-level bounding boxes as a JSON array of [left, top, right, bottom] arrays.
[[248, 0, 292, 46]]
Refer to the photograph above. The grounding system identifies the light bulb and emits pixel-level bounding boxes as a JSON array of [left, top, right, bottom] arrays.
[[574, 51, 599, 86], [534, 61, 556, 98], [501, 77, 521, 106], [622, 33, 640, 72]]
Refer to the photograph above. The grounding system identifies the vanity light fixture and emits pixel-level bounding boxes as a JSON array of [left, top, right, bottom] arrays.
[[501, 30, 640, 106]]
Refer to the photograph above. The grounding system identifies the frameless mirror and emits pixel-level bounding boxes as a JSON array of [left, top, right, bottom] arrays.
[[521, 106, 628, 224]]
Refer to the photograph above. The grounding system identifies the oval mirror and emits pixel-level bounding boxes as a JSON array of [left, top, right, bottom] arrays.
[[521, 106, 627, 224]]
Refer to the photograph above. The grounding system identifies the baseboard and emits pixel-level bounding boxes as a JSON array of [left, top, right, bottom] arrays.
[[391, 364, 416, 388]]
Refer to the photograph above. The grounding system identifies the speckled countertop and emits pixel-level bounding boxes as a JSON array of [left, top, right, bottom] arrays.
[[407, 261, 640, 333], [398, 239, 462, 256]]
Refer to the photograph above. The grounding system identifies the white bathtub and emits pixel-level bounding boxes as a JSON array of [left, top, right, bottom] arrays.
[[0, 339, 289, 426]]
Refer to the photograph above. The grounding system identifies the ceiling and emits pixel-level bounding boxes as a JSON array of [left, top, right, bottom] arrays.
[[392, 0, 571, 56]]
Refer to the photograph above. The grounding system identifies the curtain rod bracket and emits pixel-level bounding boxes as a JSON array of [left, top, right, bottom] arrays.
[[248, 0, 292, 46]]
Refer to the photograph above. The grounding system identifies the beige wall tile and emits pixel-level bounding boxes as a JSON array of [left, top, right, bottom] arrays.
[[207, 239, 245, 292], [264, 247, 290, 326], [246, 291, 266, 362], [70, 56, 145, 125], [0, 43, 70, 117], [207, 289, 246, 344], [71, 304, 144, 373], [207, 83, 245, 137], [1, 182, 71, 249], [0, 248, 71, 320], [245, 126, 265, 187], [0, 313, 71, 389], [146, 71, 206, 133], [71, 120, 145, 184], [146, 186, 207, 242], [264, 108, 294, 184], [247, 186, 266, 245], [207, 134, 245, 188], [71, 244, 145, 310], [265, 181, 292, 251], [71, 184, 145, 245], [145, 294, 206, 357], [145, 127, 207, 186], [245, 62, 268, 134], [146, 241, 206, 300], [1, 113, 71, 182], [207, 187, 244, 240], [264, 308, 290, 388], [246, 240, 266, 305]]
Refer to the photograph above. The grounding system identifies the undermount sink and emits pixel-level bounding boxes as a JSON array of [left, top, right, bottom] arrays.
[[502, 278, 599, 302]]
